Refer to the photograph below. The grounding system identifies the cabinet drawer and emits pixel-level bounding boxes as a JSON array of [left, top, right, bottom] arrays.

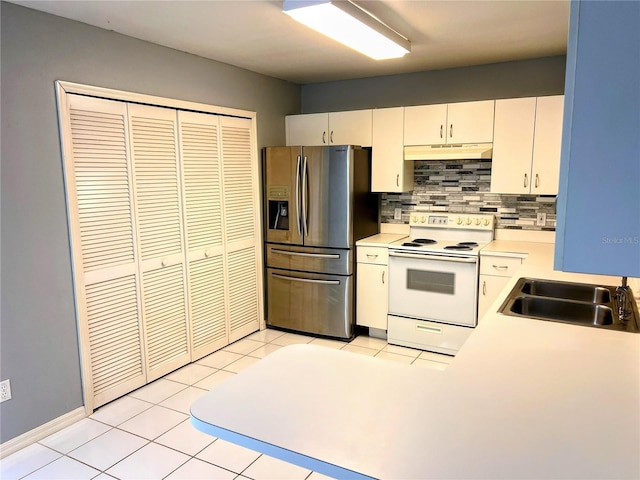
[[480, 255, 522, 277], [356, 246, 388, 264]]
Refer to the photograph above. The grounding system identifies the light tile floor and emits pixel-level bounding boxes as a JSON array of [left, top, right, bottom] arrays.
[[1, 330, 452, 480]]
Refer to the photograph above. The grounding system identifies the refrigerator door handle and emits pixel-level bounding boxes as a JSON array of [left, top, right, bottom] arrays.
[[302, 155, 309, 237], [271, 249, 340, 259], [295, 155, 302, 237], [271, 273, 340, 286]]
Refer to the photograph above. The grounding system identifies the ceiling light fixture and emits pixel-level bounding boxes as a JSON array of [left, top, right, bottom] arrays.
[[282, 0, 410, 60]]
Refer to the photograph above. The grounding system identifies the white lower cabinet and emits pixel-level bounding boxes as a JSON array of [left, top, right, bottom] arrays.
[[478, 254, 523, 320], [356, 246, 389, 330]]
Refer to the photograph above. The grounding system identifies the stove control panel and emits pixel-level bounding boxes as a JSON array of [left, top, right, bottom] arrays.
[[410, 213, 494, 230]]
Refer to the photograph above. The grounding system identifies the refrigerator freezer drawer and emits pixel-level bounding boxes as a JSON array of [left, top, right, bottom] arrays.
[[266, 268, 353, 339], [266, 244, 352, 275]]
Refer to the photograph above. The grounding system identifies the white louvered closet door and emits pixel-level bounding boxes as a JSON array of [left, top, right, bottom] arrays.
[[128, 104, 191, 381], [220, 116, 261, 342], [63, 95, 146, 409], [177, 111, 228, 360]]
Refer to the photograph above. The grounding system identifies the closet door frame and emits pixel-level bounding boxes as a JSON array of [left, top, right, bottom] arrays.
[[56, 81, 264, 415]]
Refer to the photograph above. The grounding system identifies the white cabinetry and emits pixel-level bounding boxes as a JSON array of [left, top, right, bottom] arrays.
[[491, 95, 564, 194], [356, 246, 390, 330], [404, 100, 495, 145], [285, 110, 372, 146], [478, 254, 523, 321], [371, 107, 413, 192]]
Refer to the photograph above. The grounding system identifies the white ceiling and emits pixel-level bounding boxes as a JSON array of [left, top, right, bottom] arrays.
[[10, 0, 570, 84]]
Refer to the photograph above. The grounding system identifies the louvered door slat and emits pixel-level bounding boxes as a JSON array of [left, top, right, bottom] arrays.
[[142, 264, 188, 376], [227, 248, 259, 336], [130, 109, 183, 261], [86, 275, 144, 398], [221, 121, 255, 244], [189, 256, 226, 358]]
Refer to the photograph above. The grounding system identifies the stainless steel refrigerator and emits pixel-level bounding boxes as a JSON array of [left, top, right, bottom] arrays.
[[264, 145, 378, 339]]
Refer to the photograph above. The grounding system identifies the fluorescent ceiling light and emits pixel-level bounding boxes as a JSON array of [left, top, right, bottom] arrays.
[[283, 0, 410, 60]]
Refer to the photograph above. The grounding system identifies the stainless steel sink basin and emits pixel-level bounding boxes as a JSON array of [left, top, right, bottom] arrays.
[[509, 296, 614, 326], [519, 279, 611, 303], [499, 278, 639, 333]]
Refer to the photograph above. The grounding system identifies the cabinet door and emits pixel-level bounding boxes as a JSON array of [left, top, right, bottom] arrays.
[[490, 98, 536, 194], [285, 113, 329, 146], [446, 100, 495, 144], [556, 1, 640, 277], [328, 110, 372, 146], [356, 263, 388, 330], [128, 104, 191, 381], [372, 107, 413, 192], [531, 95, 564, 195], [404, 104, 448, 145], [478, 275, 510, 321], [178, 111, 228, 361], [220, 116, 261, 342]]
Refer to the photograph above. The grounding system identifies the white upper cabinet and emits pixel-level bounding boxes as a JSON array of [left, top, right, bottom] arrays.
[[372, 107, 413, 192], [404, 100, 494, 146], [491, 95, 564, 194], [531, 95, 564, 195], [404, 104, 448, 145], [285, 110, 372, 146]]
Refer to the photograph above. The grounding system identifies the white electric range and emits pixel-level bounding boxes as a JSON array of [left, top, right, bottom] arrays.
[[387, 212, 495, 355]]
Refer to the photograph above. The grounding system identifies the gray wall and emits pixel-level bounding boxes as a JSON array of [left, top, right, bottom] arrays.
[[0, 1, 300, 443], [301, 55, 566, 112]]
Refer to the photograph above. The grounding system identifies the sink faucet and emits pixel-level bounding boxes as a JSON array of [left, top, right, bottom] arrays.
[[616, 276, 631, 321]]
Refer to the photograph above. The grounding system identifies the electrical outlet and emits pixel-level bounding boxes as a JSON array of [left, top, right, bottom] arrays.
[[394, 208, 402, 220], [0, 379, 11, 403], [536, 212, 547, 226]]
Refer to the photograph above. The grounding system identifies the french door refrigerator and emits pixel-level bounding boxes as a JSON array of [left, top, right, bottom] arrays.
[[264, 145, 378, 339]]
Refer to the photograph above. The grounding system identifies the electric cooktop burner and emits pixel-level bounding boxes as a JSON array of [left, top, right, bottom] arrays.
[[457, 242, 479, 247], [444, 245, 473, 251], [402, 242, 423, 247], [413, 238, 437, 244]]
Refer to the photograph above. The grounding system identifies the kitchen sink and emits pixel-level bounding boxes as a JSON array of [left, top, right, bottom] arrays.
[[499, 278, 639, 333], [519, 279, 611, 303], [508, 296, 614, 326]]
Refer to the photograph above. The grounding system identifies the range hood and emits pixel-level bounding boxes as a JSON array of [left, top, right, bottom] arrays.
[[404, 143, 493, 160]]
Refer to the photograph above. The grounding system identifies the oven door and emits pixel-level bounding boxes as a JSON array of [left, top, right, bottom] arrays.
[[388, 251, 479, 327]]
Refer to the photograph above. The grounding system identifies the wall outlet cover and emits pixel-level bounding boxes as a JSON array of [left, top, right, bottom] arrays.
[[536, 213, 547, 226], [394, 208, 402, 220], [0, 379, 11, 403]]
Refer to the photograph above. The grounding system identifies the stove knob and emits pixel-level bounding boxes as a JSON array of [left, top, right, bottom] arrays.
[[420, 216, 426, 223], [411, 215, 417, 223], [456, 217, 463, 225], [474, 218, 481, 225], [483, 218, 490, 226], [465, 218, 472, 225]]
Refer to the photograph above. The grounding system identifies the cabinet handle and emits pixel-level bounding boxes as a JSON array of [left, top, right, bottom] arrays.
[[492, 264, 509, 270], [161, 257, 168, 267], [523, 173, 528, 188], [322, 131, 326, 144], [449, 124, 453, 138], [440, 124, 443, 138], [535, 173, 540, 188], [366, 254, 379, 259], [482, 280, 487, 295], [382, 271, 385, 284], [396, 174, 399, 187], [330, 130, 334, 143]]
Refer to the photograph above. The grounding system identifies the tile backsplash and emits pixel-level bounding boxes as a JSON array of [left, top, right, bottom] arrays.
[[380, 160, 557, 231]]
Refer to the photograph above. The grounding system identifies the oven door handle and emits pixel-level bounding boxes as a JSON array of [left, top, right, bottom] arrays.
[[389, 251, 477, 263]]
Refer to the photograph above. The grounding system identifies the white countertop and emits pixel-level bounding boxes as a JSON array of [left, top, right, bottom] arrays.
[[356, 233, 407, 247], [192, 239, 640, 479]]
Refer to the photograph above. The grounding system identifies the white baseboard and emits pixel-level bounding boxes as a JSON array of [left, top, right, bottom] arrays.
[[0, 407, 86, 459]]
